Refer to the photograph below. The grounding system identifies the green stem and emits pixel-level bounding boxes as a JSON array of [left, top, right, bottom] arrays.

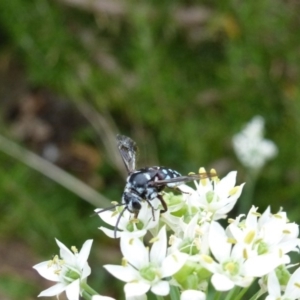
[[169, 285, 181, 300], [81, 281, 99, 296], [248, 290, 265, 300], [82, 290, 92, 300], [235, 286, 249, 300], [155, 296, 165, 300], [238, 170, 259, 215], [224, 286, 239, 300], [213, 291, 221, 300]]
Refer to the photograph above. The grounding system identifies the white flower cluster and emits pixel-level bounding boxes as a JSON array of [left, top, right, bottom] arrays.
[[232, 116, 278, 170], [33, 168, 300, 300], [96, 169, 300, 300]]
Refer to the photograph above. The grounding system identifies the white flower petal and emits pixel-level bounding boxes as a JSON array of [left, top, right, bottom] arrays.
[[209, 222, 231, 262], [282, 223, 299, 241], [160, 252, 188, 278], [104, 264, 139, 282], [151, 280, 170, 296], [126, 295, 147, 300], [211, 273, 234, 291], [178, 184, 195, 194], [184, 215, 199, 239], [38, 282, 67, 297], [279, 239, 300, 254], [99, 226, 120, 239], [121, 236, 149, 269], [215, 171, 236, 196], [92, 296, 116, 300], [150, 226, 167, 266], [285, 267, 300, 298], [244, 253, 283, 277], [33, 261, 60, 282], [65, 279, 80, 300], [56, 239, 75, 263], [81, 264, 91, 280], [265, 296, 276, 300], [97, 210, 120, 227], [181, 290, 206, 300], [267, 271, 280, 297], [78, 240, 93, 270], [124, 282, 150, 297]]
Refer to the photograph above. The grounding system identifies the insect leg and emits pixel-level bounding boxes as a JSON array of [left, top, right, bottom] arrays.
[[157, 194, 168, 214]]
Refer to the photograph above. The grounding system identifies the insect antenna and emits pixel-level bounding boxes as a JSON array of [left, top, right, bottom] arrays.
[[91, 203, 127, 217]]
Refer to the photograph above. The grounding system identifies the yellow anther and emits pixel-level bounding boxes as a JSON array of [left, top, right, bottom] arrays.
[[227, 238, 237, 244], [202, 254, 213, 264], [244, 231, 255, 244], [251, 212, 261, 217], [273, 214, 283, 219], [54, 269, 61, 275], [111, 210, 119, 217], [294, 282, 300, 289], [198, 167, 208, 186], [210, 169, 219, 182], [283, 229, 291, 234], [228, 218, 235, 224], [169, 235, 175, 246], [228, 186, 239, 196], [47, 255, 59, 268], [71, 246, 78, 254], [149, 236, 159, 244], [122, 257, 128, 267], [243, 248, 248, 259], [194, 238, 201, 250]]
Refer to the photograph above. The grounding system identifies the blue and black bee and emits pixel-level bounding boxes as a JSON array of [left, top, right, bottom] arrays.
[[98, 134, 208, 237]]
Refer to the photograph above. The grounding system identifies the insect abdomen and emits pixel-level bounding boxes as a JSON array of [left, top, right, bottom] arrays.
[[157, 167, 182, 187]]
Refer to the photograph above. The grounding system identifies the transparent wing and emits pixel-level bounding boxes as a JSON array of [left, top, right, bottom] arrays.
[[116, 134, 137, 173], [149, 172, 213, 187]]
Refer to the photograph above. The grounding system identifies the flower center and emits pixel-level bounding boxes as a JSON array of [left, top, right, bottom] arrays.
[[206, 191, 214, 203], [180, 239, 198, 255], [257, 241, 268, 255], [64, 266, 81, 282], [222, 260, 239, 276], [140, 264, 158, 282]]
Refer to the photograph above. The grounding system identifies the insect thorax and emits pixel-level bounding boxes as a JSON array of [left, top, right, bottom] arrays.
[[123, 166, 182, 202]]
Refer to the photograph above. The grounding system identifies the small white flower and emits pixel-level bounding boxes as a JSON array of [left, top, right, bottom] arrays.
[[33, 239, 93, 300], [168, 215, 210, 256], [96, 200, 160, 238], [227, 206, 299, 264], [232, 115, 278, 170], [104, 226, 188, 298], [200, 221, 285, 291], [92, 296, 116, 300], [180, 169, 244, 221], [266, 267, 300, 300], [92, 294, 145, 300], [181, 289, 206, 300]]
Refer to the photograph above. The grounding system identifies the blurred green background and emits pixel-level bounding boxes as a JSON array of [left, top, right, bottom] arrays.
[[0, 0, 300, 299]]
